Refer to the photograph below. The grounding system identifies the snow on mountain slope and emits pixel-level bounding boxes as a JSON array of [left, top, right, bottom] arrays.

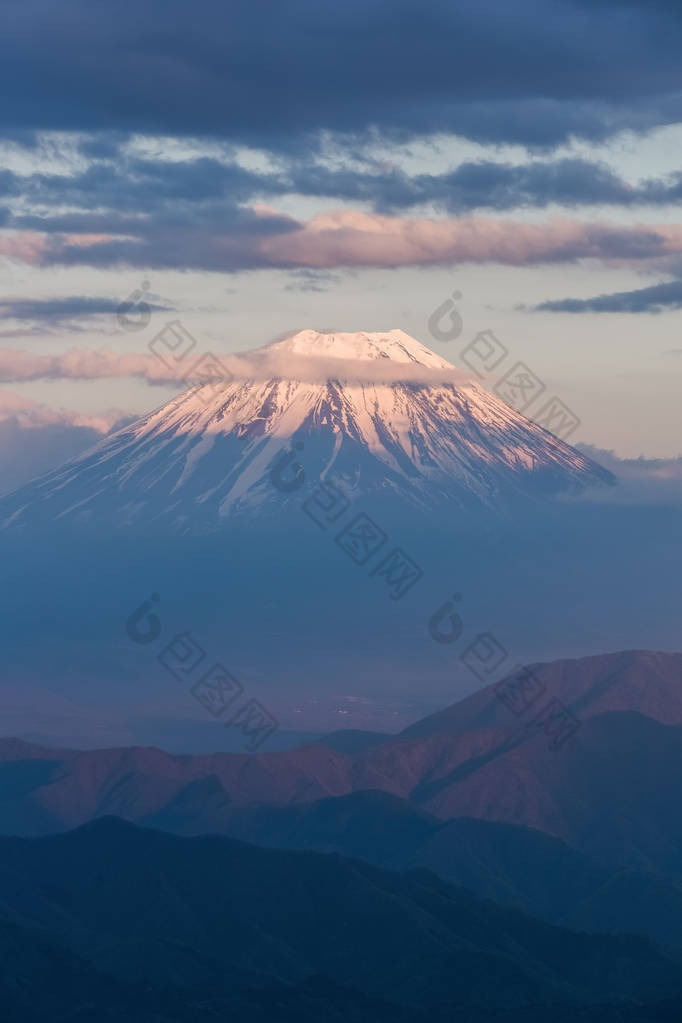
[[0, 329, 614, 531]]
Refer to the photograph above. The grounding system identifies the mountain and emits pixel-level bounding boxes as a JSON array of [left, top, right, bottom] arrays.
[[311, 649, 682, 752], [206, 790, 682, 955], [401, 648, 682, 739], [0, 329, 613, 531], [2, 651, 682, 877], [1, 816, 681, 1016]]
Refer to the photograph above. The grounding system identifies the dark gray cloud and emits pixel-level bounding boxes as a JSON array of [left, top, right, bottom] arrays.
[[535, 279, 682, 313], [3, 140, 682, 273], [34, 157, 273, 209], [283, 269, 344, 293], [0, 296, 172, 323], [2, 156, 300, 243], [76, 132, 131, 161], [6, 153, 682, 227], [1, 0, 682, 149], [428, 159, 637, 213], [307, 158, 641, 213], [253, 157, 642, 212]]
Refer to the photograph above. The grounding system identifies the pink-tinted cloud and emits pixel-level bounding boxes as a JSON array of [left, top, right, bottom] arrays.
[[0, 232, 49, 265], [0, 344, 476, 387], [0, 348, 175, 383], [260, 211, 682, 269], [0, 392, 134, 495], [0, 389, 130, 433], [6, 212, 682, 271]]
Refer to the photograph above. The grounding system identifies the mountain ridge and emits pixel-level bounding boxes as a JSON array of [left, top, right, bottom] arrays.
[[2, 650, 682, 876], [1, 815, 680, 1014]]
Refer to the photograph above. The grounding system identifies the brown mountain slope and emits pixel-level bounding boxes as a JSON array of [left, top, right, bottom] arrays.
[[400, 650, 682, 740], [2, 651, 682, 875]]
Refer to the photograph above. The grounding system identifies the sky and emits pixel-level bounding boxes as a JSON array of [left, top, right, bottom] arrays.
[[2, 0, 682, 473]]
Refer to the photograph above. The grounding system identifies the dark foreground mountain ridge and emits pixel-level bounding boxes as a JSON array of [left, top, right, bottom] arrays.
[[1, 817, 682, 1022]]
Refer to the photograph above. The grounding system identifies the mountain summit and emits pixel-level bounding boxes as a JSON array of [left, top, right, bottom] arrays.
[[267, 327, 451, 365], [0, 329, 613, 531]]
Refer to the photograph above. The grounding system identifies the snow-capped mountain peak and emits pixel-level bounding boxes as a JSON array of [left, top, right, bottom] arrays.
[[267, 328, 452, 369], [0, 329, 614, 531]]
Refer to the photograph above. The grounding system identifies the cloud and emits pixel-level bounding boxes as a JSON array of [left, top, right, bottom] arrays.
[[0, 392, 133, 495], [576, 444, 682, 505], [0, 294, 173, 337], [6, 210, 682, 273], [282, 157, 682, 214], [535, 278, 682, 313], [7, 158, 283, 220], [8, 152, 682, 222], [1, 1, 682, 148], [258, 212, 682, 270], [283, 269, 345, 293], [287, 158, 645, 213], [0, 294, 170, 321], [235, 348, 477, 387], [0, 348, 179, 384], [0, 389, 130, 432], [7, 145, 682, 278], [0, 232, 49, 264], [0, 341, 477, 389]]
